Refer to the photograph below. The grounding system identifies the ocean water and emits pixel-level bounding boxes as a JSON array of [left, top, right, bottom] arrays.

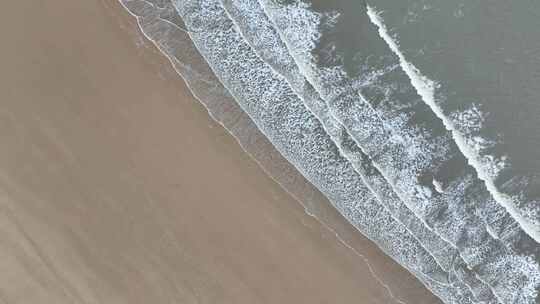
[[118, 0, 539, 303], [367, 1, 540, 242], [219, 1, 493, 301]]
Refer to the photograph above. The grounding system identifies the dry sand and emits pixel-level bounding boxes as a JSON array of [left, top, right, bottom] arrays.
[[0, 0, 440, 303]]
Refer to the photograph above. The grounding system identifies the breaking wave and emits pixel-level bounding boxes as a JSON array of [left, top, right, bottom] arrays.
[[118, 0, 540, 303]]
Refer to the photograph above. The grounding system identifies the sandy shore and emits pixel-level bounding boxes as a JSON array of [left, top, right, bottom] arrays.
[[0, 0, 440, 303]]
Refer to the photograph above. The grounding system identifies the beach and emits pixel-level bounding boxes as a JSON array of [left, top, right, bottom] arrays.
[[0, 0, 440, 303]]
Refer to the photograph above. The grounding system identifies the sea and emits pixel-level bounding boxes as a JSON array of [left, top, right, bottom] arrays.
[[118, 1, 540, 303]]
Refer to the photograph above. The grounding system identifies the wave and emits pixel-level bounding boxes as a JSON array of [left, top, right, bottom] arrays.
[[118, 1, 446, 303], [257, 1, 539, 303], [118, 0, 334, 251], [117, 0, 540, 303], [170, 0, 480, 302], [218, 0, 496, 302], [365, 1, 540, 244]]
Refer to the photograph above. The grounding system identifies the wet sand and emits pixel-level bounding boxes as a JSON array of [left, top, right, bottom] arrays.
[[0, 0, 440, 303]]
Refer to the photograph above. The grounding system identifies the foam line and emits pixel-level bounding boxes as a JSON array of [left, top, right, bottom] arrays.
[[219, 1, 496, 302], [365, 5, 539, 244], [171, 1, 477, 302], [257, 1, 540, 303]]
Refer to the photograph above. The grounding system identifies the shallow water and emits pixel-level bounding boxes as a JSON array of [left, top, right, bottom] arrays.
[[367, 0, 540, 244], [118, 0, 540, 303]]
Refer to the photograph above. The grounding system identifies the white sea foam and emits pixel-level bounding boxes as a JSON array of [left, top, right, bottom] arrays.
[[119, 1, 456, 303], [118, 0, 540, 303], [258, 1, 539, 303], [219, 1, 499, 302], [364, 5, 540, 244], [167, 1, 484, 303]]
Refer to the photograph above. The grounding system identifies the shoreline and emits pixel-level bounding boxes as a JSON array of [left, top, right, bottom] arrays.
[[111, 1, 441, 302], [0, 0, 440, 303]]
